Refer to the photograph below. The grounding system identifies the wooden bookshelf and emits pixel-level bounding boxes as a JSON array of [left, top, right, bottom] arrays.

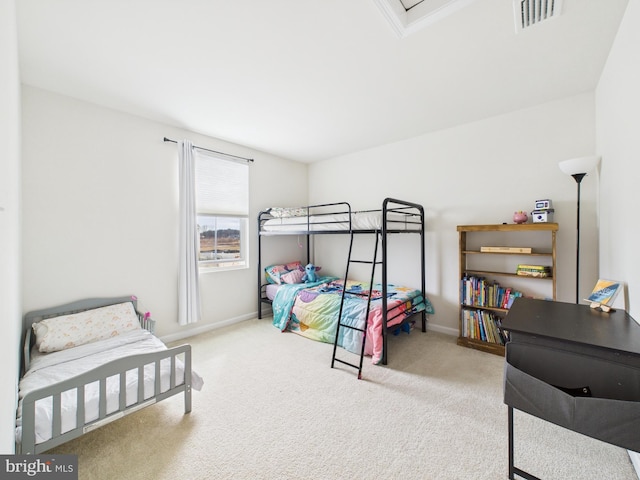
[[457, 223, 558, 356]]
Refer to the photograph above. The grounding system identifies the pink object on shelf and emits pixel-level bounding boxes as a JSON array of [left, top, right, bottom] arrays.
[[513, 211, 528, 224]]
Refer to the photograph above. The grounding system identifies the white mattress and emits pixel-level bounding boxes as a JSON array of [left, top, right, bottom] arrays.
[[262, 211, 421, 232], [16, 329, 203, 445]]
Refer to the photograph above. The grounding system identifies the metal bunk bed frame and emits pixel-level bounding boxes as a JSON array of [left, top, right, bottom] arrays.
[[257, 197, 427, 369]]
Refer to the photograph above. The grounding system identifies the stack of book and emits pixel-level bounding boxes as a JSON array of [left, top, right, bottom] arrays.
[[461, 309, 509, 345], [516, 264, 551, 277], [480, 246, 532, 254], [461, 276, 523, 309]]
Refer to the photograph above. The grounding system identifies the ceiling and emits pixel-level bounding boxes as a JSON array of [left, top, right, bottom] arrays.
[[16, 0, 630, 163]]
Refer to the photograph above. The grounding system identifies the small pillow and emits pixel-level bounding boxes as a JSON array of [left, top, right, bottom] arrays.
[[269, 207, 308, 218], [265, 261, 303, 284], [281, 269, 305, 284], [33, 301, 141, 353]]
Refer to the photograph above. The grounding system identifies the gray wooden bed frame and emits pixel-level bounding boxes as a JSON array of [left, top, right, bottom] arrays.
[[17, 296, 193, 454]]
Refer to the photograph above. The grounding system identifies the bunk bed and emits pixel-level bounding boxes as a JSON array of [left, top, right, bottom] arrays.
[[257, 198, 433, 376], [16, 296, 203, 454]]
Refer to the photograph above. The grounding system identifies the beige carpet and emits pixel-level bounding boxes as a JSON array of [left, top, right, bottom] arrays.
[[48, 318, 638, 480]]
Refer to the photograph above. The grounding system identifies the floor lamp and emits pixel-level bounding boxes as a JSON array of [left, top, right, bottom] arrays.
[[558, 156, 601, 304]]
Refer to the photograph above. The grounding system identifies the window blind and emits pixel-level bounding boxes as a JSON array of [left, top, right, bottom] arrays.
[[195, 150, 249, 216]]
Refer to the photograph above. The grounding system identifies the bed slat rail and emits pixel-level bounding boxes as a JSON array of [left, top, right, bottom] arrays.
[[19, 344, 192, 454], [52, 394, 62, 440], [119, 372, 127, 411], [76, 387, 85, 442], [170, 355, 177, 390], [137, 366, 145, 405], [98, 378, 107, 420]]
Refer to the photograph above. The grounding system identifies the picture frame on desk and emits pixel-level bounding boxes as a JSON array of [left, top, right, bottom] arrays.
[[585, 279, 622, 312]]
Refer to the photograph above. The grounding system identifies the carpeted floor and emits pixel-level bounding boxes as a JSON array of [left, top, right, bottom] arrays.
[[48, 318, 638, 480]]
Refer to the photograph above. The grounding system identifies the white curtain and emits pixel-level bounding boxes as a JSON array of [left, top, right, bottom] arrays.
[[178, 140, 201, 325]]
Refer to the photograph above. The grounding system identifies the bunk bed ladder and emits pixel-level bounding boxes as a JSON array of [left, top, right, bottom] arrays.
[[331, 231, 382, 379]]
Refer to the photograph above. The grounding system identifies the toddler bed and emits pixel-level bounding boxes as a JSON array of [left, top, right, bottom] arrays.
[[271, 277, 434, 365], [15, 296, 203, 454]]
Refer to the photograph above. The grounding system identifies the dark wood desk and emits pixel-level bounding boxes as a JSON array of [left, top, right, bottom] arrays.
[[501, 297, 640, 480]]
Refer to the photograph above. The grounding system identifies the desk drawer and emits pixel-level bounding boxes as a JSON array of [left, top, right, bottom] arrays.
[[504, 341, 640, 452], [507, 340, 640, 401]]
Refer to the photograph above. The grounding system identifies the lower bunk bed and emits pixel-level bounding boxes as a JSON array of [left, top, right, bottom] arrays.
[[268, 276, 435, 367], [15, 295, 203, 454]]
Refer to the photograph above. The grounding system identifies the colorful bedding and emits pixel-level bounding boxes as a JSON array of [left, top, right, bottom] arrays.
[[272, 277, 434, 364]]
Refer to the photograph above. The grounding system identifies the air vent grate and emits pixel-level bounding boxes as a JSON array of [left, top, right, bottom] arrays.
[[514, 0, 563, 32]]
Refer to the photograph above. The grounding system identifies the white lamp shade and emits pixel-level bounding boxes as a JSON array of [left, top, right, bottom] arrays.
[[559, 156, 600, 175]]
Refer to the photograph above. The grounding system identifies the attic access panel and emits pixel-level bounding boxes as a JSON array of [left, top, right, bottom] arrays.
[[373, 0, 478, 38], [400, 0, 425, 9]]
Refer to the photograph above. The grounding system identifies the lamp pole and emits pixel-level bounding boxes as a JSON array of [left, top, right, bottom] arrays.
[[571, 173, 586, 304], [559, 156, 600, 305]]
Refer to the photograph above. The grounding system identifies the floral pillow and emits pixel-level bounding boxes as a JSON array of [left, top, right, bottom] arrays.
[[33, 301, 141, 353], [281, 269, 305, 284], [265, 261, 303, 284], [269, 207, 308, 218]]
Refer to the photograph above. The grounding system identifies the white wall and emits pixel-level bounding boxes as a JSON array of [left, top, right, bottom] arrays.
[[21, 86, 308, 340], [0, 0, 21, 454], [12, 1, 634, 455], [596, 1, 640, 471], [596, 0, 640, 318], [309, 94, 598, 334]]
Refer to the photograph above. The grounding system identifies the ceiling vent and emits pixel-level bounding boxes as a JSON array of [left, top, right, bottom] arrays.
[[513, 0, 563, 32]]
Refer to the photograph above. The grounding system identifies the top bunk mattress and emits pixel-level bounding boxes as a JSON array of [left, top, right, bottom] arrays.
[[262, 211, 421, 233]]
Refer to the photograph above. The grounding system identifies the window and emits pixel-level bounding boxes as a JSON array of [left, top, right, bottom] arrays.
[[195, 150, 249, 271]]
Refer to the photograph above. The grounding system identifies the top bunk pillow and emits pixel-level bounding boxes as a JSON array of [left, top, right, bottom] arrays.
[[33, 301, 141, 353], [269, 207, 308, 218]]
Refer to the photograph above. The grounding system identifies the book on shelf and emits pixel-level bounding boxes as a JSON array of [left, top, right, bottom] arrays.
[[461, 309, 507, 345], [480, 246, 532, 254], [461, 275, 523, 310], [505, 291, 522, 309], [516, 264, 551, 277], [585, 279, 622, 312]]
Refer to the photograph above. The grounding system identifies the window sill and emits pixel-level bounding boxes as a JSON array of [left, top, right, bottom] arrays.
[[198, 264, 248, 274]]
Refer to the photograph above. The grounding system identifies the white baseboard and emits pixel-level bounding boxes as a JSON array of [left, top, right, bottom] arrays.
[[160, 313, 458, 344], [427, 322, 458, 337], [628, 451, 640, 479], [159, 311, 258, 344]]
